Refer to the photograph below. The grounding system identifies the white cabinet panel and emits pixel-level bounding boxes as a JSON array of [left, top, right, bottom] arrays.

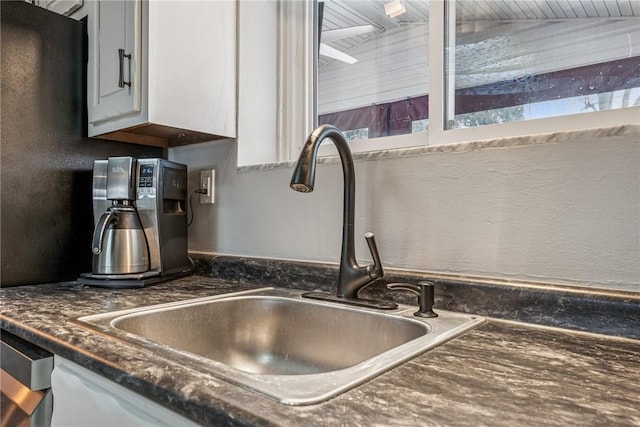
[[148, 1, 236, 137], [31, 0, 84, 16], [51, 356, 200, 427], [89, 0, 142, 125]]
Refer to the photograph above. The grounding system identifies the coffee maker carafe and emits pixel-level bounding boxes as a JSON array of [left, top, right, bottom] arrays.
[[79, 157, 190, 287], [92, 157, 149, 275]]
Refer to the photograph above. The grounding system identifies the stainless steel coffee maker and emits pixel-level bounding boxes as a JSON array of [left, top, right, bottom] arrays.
[[79, 157, 190, 287]]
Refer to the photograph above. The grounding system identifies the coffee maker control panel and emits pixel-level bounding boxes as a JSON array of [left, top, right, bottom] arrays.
[[138, 164, 155, 196]]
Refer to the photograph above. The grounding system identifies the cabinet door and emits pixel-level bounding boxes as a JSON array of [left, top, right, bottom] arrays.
[[51, 357, 200, 427], [38, 0, 84, 16], [88, 0, 142, 126]]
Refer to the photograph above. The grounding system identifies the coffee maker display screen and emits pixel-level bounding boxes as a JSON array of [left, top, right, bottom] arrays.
[[139, 165, 154, 188]]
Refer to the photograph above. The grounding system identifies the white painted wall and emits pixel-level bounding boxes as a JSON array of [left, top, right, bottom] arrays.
[[170, 130, 639, 292]]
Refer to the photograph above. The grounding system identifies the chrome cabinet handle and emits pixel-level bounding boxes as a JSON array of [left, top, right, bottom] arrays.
[[118, 48, 132, 88]]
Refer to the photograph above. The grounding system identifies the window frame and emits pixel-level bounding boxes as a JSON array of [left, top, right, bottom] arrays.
[[314, 0, 640, 159]]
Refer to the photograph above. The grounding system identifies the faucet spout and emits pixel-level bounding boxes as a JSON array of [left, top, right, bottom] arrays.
[[291, 125, 385, 300]]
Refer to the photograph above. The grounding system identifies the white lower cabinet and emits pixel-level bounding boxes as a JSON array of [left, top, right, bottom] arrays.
[[51, 356, 200, 427]]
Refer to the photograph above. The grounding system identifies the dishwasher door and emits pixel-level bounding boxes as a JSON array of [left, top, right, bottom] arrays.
[[1, 331, 53, 427]]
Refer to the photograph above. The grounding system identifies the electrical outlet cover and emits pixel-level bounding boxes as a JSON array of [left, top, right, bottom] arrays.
[[199, 169, 215, 204]]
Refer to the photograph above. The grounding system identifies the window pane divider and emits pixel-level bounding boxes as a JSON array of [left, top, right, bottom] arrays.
[[428, 0, 447, 147]]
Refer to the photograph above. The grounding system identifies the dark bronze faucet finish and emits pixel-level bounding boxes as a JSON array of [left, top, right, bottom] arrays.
[[291, 125, 396, 309], [387, 282, 438, 318]]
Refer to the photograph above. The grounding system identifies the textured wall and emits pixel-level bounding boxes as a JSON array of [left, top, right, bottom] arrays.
[[171, 129, 639, 292], [1, 2, 162, 287]]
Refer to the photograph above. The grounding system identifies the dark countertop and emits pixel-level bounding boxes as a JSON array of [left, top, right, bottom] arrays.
[[1, 273, 639, 426]]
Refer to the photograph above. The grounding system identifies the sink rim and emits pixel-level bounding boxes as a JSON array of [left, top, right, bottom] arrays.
[[72, 287, 484, 405]]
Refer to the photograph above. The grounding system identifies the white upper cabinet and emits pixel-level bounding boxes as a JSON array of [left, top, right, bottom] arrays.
[[86, 0, 237, 147], [29, 0, 84, 16]]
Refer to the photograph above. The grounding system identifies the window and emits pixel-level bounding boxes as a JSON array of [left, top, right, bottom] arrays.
[[445, 0, 640, 129], [317, 0, 429, 141], [314, 0, 640, 153], [237, 1, 640, 166]]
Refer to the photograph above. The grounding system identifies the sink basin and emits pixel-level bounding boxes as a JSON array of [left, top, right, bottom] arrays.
[[113, 296, 427, 375], [75, 288, 483, 405]]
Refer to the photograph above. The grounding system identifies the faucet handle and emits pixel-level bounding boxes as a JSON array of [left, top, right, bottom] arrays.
[[387, 281, 438, 318], [364, 232, 384, 280]]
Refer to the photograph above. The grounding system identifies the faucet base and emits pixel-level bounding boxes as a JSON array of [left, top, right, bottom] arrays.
[[302, 291, 398, 310]]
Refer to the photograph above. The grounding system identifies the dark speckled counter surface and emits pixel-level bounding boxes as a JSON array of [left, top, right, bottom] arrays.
[[1, 257, 639, 426]]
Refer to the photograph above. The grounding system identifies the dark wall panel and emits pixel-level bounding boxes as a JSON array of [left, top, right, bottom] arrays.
[[1, 2, 163, 287]]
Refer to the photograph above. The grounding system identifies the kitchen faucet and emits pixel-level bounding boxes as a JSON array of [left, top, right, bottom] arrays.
[[290, 125, 397, 309]]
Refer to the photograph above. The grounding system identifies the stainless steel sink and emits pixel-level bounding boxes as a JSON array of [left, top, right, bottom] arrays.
[[75, 288, 483, 405], [113, 295, 427, 375]]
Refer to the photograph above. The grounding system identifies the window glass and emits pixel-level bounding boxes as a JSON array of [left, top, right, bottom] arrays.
[[317, 0, 429, 140], [446, 0, 640, 129]]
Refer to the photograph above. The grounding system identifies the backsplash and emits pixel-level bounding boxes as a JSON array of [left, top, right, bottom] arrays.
[[171, 126, 639, 293]]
